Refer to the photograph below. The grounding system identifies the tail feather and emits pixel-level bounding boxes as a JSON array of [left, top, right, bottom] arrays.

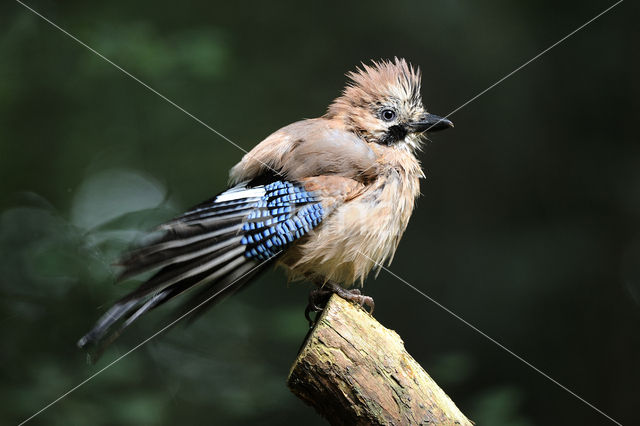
[[79, 248, 259, 353], [178, 260, 263, 324], [127, 257, 255, 330], [82, 256, 259, 355]]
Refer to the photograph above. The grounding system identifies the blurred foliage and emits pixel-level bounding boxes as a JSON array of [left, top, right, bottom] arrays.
[[1, 0, 638, 425]]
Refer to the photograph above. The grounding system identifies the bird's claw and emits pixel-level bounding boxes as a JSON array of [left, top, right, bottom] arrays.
[[304, 284, 375, 327], [305, 288, 332, 327]]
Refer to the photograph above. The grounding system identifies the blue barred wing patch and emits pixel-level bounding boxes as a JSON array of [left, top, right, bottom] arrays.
[[239, 181, 324, 260]]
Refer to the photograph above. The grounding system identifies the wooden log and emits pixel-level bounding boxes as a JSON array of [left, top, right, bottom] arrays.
[[287, 294, 472, 425]]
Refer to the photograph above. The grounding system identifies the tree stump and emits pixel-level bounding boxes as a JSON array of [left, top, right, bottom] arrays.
[[288, 294, 472, 425]]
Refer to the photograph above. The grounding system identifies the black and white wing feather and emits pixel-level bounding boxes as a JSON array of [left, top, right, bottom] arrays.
[[78, 180, 324, 353]]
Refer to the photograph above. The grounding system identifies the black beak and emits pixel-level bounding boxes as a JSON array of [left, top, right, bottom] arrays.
[[409, 113, 454, 133]]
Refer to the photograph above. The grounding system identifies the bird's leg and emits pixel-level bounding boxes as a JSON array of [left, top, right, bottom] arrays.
[[305, 281, 375, 327], [304, 288, 331, 326]]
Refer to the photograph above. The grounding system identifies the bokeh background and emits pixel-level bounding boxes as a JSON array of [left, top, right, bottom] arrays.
[[1, 0, 638, 424]]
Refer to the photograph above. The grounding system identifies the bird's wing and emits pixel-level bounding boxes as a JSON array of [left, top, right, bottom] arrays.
[[78, 180, 325, 355], [79, 119, 375, 356], [229, 118, 380, 184]]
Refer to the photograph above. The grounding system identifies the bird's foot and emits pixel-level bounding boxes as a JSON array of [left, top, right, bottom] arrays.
[[304, 283, 374, 327]]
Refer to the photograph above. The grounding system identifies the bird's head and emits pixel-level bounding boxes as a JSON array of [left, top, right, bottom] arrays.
[[326, 58, 453, 150]]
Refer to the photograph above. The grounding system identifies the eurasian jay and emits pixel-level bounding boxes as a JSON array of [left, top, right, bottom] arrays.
[[78, 57, 453, 351]]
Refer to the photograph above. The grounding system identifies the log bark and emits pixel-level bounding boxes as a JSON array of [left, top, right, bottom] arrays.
[[288, 294, 472, 425]]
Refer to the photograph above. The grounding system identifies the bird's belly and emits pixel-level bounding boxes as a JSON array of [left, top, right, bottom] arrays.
[[279, 177, 416, 287]]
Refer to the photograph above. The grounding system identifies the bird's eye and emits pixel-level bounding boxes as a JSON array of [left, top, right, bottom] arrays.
[[381, 109, 396, 122]]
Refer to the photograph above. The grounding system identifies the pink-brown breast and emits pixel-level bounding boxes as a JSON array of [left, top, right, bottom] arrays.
[[279, 145, 423, 287]]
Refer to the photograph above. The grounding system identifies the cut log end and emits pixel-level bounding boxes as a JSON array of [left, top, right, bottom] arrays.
[[288, 294, 473, 425]]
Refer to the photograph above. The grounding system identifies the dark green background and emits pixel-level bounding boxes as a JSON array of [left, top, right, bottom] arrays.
[[1, 1, 638, 425]]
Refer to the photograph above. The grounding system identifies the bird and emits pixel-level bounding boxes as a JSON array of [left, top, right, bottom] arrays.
[[78, 57, 453, 353]]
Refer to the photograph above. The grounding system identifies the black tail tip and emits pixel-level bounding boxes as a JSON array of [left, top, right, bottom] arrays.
[[76, 335, 90, 349], [77, 328, 102, 350], [76, 332, 106, 364]]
